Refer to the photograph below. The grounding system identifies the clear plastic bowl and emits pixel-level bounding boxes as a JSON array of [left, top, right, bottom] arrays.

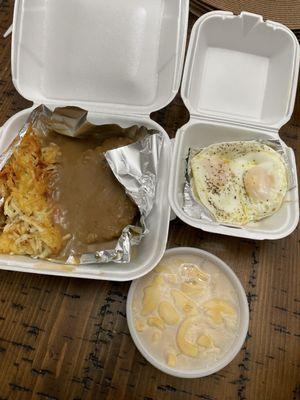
[[126, 247, 249, 378]]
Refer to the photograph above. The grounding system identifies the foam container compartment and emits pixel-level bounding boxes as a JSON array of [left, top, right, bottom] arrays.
[[0, 0, 189, 280], [169, 11, 300, 240]]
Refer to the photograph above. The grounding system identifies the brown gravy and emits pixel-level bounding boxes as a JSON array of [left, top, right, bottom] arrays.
[[43, 132, 138, 257]]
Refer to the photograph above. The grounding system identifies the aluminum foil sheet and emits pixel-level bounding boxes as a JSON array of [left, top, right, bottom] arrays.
[[78, 132, 163, 264], [0, 105, 163, 264], [183, 139, 297, 225]]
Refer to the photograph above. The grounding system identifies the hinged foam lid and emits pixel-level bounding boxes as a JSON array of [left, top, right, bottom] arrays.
[[181, 11, 300, 130], [11, 0, 189, 114]]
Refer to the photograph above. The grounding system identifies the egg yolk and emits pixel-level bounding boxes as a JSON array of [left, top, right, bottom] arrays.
[[244, 165, 275, 201]]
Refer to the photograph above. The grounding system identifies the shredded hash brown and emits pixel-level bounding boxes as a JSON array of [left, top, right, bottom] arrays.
[[0, 128, 63, 258]]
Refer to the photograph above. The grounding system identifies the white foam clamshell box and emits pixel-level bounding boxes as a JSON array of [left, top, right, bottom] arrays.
[[0, 0, 189, 280], [0, 3, 299, 280], [169, 11, 300, 240]]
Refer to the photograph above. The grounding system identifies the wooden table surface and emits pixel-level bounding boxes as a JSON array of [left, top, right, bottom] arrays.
[[0, 2, 299, 400]]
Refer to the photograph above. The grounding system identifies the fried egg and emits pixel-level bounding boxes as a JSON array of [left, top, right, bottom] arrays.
[[190, 141, 288, 225]]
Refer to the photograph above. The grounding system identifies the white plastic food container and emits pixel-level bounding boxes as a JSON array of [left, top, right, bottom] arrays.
[[0, 0, 189, 280], [169, 11, 300, 240], [127, 247, 249, 378]]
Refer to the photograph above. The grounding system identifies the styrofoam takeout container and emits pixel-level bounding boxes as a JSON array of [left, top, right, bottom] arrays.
[[169, 11, 300, 240], [1, 5, 299, 281], [0, 0, 189, 280], [127, 247, 249, 378]]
